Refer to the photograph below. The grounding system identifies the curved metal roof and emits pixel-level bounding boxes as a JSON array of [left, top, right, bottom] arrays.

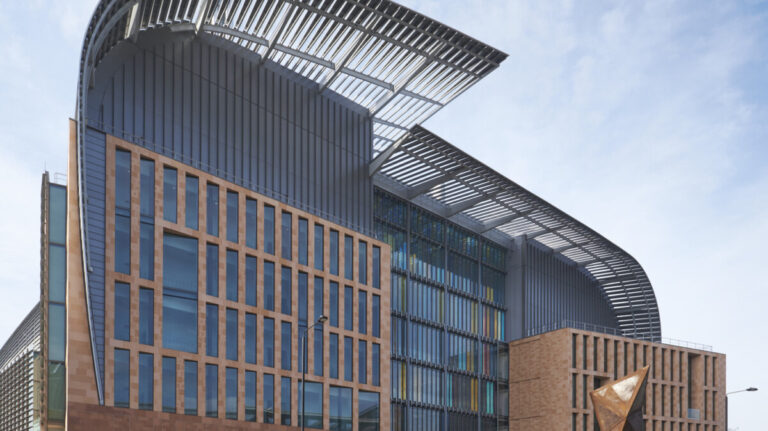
[[371, 126, 662, 341]]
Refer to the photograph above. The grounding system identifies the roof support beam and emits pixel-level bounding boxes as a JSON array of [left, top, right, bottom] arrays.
[[578, 258, 602, 267], [525, 225, 563, 240], [372, 118, 410, 131], [552, 241, 591, 254], [369, 134, 409, 176], [599, 274, 638, 285], [194, 0, 210, 33], [260, 3, 294, 65], [406, 167, 466, 199], [443, 192, 498, 217], [340, 67, 393, 90], [480, 214, 518, 232], [318, 13, 386, 92], [124, 2, 141, 41]]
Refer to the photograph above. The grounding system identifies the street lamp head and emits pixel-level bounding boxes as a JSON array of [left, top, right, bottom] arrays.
[[317, 315, 328, 324], [747, 387, 758, 392]]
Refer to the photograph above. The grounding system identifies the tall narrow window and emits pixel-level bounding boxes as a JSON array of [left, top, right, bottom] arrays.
[[329, 230, 339, 275], [206, 304, 218, 357], [206, 243, 218, 297], [359, 240, 367, 284], [281, 266, 292, 315], [372, 343, 380, 387], [226, 191, 239, 243], [163, 233, 198, 353], [163, 167, 177, 223], [115, 150, 131, 274], [139, 287, 153, 345], [226, 249, 238, 302], [185, 175, 199, 229], [264, 261, 275, 311], [299, 217, 308, 265], [245, 371, 257, 421], [226, 308, 238, 361], [162, 357, 176, 413], [139, 352, 153, 410], [184, 360, 197, 415], [314, 224, 324, 270], [206, 183, 219, 236], [329, 333, 339, 379], [264, 205, 275, 254], [114, 348, 130, 408], [358, 290, 367, 335], [281, 322, 292, 370], [245, 313, 257, 364], [314, 326, 323, 377], [299, 381, 323, 429], [205, 364, 218, 417], [281, 377, 291, 425], [314, 277, 324, 321], [226, 367, 238, 420], [139, 159, 154, 280], [344, 337, 353, 381], [329, 282, 339, 328], [281, 212, 292, 260], [344, 286, 353, 331], [344, 235, 354, 280], [263, 374, 274, 423], [264, 318, 275, 367], [372, 246, 380, 289], [299, 272, 308, 331], [359, 391, 380, 431], [246, 255, 257, 306], [114, 282, 130, 341], [359, 340, 367, 384], [246, 198, 257, 249], [372, 295, 380, 338], [330, 386, 352, 431]]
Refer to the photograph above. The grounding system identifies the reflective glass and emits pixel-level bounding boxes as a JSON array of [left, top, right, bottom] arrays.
[[281, 321, 292, 370], [299, 218, 308, 265], [48, 244, 66, 303], [139, 352, 153, 410], [281, 212, 292, 260], [281, 266, 292, 315], [48, 363, 66, 421], [359, 391, 380, 431], [114, 214, 130, 274], [115, 150, 131, 210], [206, 243, 218, 296], [372, 295, 380, 338], [344, 286, 353, 331], [344, 337, 353, 381], [299, 381, 323, 428], [372, 343, 380, 386], [329, 230, 339, 275], [140, 159, 154, 217], [49, 185, 67, 245], [372, 246, 380, 289], [245, 313, 257, 364], [344, 235, 353, 280], [139, 288, 153, 345], [358, 290, 367, 334], [246, 255, 257, 306], [264, 261, 275, 311], [205, 364, 218, 417], [185, 175, 199, 229], [226, 367, 238, 419], [329, 386, 352, 431], [314, 224, 324, 270], [359, 340, 367, 384], [226, 191, 238, 243], [206, 183, 219, 236], [314, 327, 323, 376], [48, 304, 66, 362], [359, 240, 367, 284], [281, 377, 291, 425], [114, 348, 130, 408], [163, 167, 177, 223], [162, 234, 198, 353], [246, 198, 257, 249], [263, 374, 275, 423], [329, 333, 338, 379], [114, 282, 130, 341], [226, 249, 238, 302], [226, 308, 238, 361], [162, 357, 176, 413], [206, 304, 218, 357], [329, 282, 338, 328], [184, 360, 197, 415], [140, 222, 154, 280], [264, 318, 274, 367], [245, 371, 257, 421], [264, 205, 275, 254]]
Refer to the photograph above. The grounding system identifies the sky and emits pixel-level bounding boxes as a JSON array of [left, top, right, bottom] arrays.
[[0, 0, 766, 429]]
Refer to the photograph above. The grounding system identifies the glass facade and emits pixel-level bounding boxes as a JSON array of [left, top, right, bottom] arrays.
[[139, 288, 153, 345], [299, 380, 323, 428], [186, 175, 199, 229], [140, 159, 154, 280], [226, 191, 239, 243], [184, 360, 197, 415], [163, 233, 198, 353], [226, 249, 238, 302], [162, 357, 176, 413], [139, 353, 153, 410], [114, 349, 130, 408], [207, 183, 219, 236], [206, 304, 218, 357], [245, 198, 258, 249], [280, 376, 291, 425], [115, 150, 131, 274], [206, 364, 218, 417], [114, 282, 130, 341], [330, 386, 352, 431], [164, 167, 177, 223]]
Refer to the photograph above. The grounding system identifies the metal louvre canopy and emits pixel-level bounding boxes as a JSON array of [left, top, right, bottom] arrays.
[[371, 126, 662, 341]]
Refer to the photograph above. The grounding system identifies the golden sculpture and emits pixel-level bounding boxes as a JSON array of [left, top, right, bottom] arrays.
[[590, 365, 649, 431]]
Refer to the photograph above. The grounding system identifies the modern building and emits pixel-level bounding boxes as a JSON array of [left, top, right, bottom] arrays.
[[0, 1, 725, 430]]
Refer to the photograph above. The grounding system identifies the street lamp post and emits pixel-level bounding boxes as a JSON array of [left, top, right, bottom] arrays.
[[726, 387, 758, 430], [301, 315, 327, 431]]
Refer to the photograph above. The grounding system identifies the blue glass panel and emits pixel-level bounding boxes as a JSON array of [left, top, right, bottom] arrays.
[[226, 249, 238, 302], [115, 150, 131, 210], [329, 386, 352, 431], [281, 377, 291, 425], [281, 266, 292, 315], [113, 349, 130, 408], [48, 244, 66, 303], [163, 167, 177, 223], [299, 272, 308, 328], [162, 357, 176, 413], [139, 352, 153, 410], [206, 304, 218, 357], [139, 288, 154, 345], [299, 218, 308, 265], [329, 282, 338, 328], [372, 295, 380, 338], [114, 214, 130, 274], [263, 374, 274, 423], [358, 340, 367, 384], [226, 308, 238, 361], [205, 364, 218, 417], [372, 343, 380, 387], [359, 240, 367, 285], [264, 261, 275, 311], [139, 222, 154, 280], [359, 391, 380, 431], [263, 318, 274, 367], [281, 321, 292, 370], [264, 205, 275, 254], [140, 159, 154, 217], [162, 234, 198, 353], [314, 277, 324, 321], [344, 286, 353, 331], [344, 337, 353, 382], [314, 224, 324, 270], [226, 191, 238, 243], [185, 175, 199, 229], [206, 183, 219, 236], [245, 255, 257, 306], [184, 360, 197, 415], [329, 230, 339, 275], [299, 381, 323, 428], [114, 282, 130, 341], [245, 371, 257, 421], [344, 235, 353, 280], [226, 367, 238, 419], [206, 243, 218, 296], [281, 212, 292, 260], [372, 246, 380, 289], [358, 290, 367, 335], [48, 185, 67, 245], [329, 333, 338, 379], [245, 313, 257, 364], [314, 328, 323, 376], [246, 198, 257, 249]]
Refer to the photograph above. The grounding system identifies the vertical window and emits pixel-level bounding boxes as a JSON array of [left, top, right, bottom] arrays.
[[184, 360, 197, 415], [344, 337, 353, 382], [264, 205, 275, 254], [226, 308, 238, 361], [139, 159, 154, 280], [115, 150, 131, 274], [314, 326, 323, 377], [330, 386, 352, 431], [185, 175, 199, 229], [139, 288, 153, 345], [226, 249, 238, 302], [245, 198, 257, 249], [264, 261, 275, 311], [245, 313, 257, 364], [372, 295, 380, 338], [162, 233, 198, 353], [299, 381, 323, 429], [314, 277, 324, 321], [329, 230, 339, 275], [281, 322, 292, 370], [372, 246, 380, 289], [48, 245, 66, 303], [205, 364, 218, 417], [299, 272, 308, 330], [245, 255, 257, 306], [359, 240, 367, 284], [163, 167, 177, 222], [226, 367, 238, 420], [264, 318, 275, 367], [359, 391, 380, 431], [48, 305, 66, 361], [206, 304, 218, 357], [359, 340, 367, 384], [281, 266, 292, 315], [139, 352, 153, 410], [113, 348, 130, 408], [281, 377, 291, 425], [329, 333, 339, 379], [263, 374, 275, 423], [344, 286, 353, 331], [372, 343, 380, 386], [226, 191, 238, 243], [206, 183, 219, 236], [114, 282, 130, 341], [329, 282, 339, 328], [245, 371, 257, 421], [206, 243, 218, 296], [358, 290, 367, 334], [299, 218, 308, 265], [162, 357, 176, 413], [314, 224, 324, 270], [344, 235, 354, 280], [281, 211, 292, 260]]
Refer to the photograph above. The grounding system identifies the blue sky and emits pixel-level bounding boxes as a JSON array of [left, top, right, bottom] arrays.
[[0, 0, 766, 429]]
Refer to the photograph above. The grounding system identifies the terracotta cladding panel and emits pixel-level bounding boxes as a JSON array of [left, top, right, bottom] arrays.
[[76, 134, 390, 429]]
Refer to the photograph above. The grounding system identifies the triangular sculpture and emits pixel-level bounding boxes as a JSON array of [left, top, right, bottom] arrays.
[[590, 365, 650, 431]]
